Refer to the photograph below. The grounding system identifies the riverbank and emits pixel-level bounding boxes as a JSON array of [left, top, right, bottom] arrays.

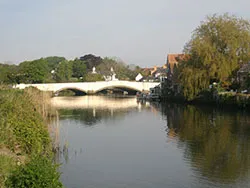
[[161, 91, 250, 109], [0, 86, 62, 187]]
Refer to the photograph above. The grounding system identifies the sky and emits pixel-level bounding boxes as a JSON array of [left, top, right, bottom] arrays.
[[0, 0, 250, 67]]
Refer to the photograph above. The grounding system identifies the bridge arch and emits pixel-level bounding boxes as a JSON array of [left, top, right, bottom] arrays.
[[55, 87, 88, 96], [94, 85, 142, 94], [14, 81, 161, 95]]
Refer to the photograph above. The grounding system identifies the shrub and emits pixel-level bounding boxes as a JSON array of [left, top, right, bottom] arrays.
[[6, 156, 62, 188]]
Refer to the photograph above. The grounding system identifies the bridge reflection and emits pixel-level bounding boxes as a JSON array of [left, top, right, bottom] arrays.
[[51, 96, 150, 110], [50, 96, 159, 127]]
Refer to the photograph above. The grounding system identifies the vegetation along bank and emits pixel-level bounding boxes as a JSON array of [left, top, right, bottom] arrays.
[[0, 86, 62, 188], [161, 13, 250, 107]]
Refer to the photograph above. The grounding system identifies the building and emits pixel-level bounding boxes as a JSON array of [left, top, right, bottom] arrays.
[[159, 54, 190, 97], [140, 65, 168, 82], [102, 67, 119, 81], [166, 54, 189, 80], [152, 66, 167, 82], [167, 54, 188, 71], [135, 73, 143, 82], [237, 62, 250, 89]]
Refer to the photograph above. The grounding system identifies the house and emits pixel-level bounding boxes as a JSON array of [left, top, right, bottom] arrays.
[[140, 65, 168, 82], [159, 54, 189, 97], [166, 54, 189, 80], [167, 54, 189, 71], [237, 62, 250, 88], [100, 67, 119, 81], [135, 73, 143, 82], [141, 67, 154, 77], [152, 67, 167, 82]]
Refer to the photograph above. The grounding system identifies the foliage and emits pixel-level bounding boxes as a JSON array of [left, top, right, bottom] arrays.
[[18, 59, 49, 84], [179, 13, 250, 100], [97, 57, 138, 80], [0, 155, 16, 187], [6, 156, 62, 188], [72, 58, 87, 78], [140, 69, 151, 77], [0, 64, 18, 84], [80, 54, 103, 70], [54, 60, 73, 82], [44, 56, 66, 71], [0, 88, 62, 187], [0, 55, 142, 84], [85, 73, 105, 82], [0, 89, 51, 155]]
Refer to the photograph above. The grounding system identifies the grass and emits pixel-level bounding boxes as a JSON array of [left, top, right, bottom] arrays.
[[0, 86, 62, 187], [0, 155, 16, 187]]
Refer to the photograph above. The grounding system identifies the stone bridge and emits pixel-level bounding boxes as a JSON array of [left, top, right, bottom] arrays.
[[14, 81, 160, 94]]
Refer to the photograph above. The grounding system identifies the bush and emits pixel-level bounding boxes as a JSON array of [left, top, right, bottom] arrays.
[[6, 156, 62, 188], [0, 87, 62, 187], [0, 155, 16, 187], [0, 89, 51, 155]]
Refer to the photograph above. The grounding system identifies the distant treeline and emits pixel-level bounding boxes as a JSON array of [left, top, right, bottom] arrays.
[[0, 54, 142, 84]]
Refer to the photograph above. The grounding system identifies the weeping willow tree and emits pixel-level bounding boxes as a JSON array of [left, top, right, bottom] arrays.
[[179, 13, 250, 100]]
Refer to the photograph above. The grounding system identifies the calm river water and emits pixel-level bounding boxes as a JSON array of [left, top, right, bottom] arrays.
[[51, 96, 250, 188]]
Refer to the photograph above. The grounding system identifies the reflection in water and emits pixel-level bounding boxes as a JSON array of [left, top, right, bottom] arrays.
[[51, 96, 150, 110], [51, 96, 158, 167], [51, 96, 250, 188], [161, 104, 250, 184], [52, 96, 155, 126]]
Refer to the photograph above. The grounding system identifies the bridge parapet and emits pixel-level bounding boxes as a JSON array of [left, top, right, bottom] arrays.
[[14, 81, 160, 94]]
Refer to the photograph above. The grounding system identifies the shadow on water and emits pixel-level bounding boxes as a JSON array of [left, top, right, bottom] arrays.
[[159, 102, 250, 184]]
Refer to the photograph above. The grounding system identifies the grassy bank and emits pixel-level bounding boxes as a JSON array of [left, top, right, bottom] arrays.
[[0, 86, 62, 187]]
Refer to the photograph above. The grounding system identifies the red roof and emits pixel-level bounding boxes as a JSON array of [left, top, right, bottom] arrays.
[[167, 54, 189, 72]]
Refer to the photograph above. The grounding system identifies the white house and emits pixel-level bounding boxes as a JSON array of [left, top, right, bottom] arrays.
[[135, 73, 143, 82]]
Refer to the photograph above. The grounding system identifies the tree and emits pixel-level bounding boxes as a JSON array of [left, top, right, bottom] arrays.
[[179, 13, 250, 100], [55, 60, 73, 82], [0, 64, 18, 84], [80, 54, 103, 70], [72, 58, 87, 79], [18, 59, 49, 83], [97, 57, 138, 80], [84, 73, 104, 82], [44, 56, 66, 71]]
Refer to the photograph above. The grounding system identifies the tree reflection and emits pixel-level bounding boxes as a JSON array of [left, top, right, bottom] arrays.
[[58, 108, 136, 127], [161, 104, 250, 183]]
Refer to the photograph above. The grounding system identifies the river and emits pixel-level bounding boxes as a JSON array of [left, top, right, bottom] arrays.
[[51, 96, 250, 188]]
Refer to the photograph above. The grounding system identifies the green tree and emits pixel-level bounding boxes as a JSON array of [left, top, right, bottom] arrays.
[[97, 57, 138, 80], [80, 54, 103, 70], [72, 58, 87, 79], [44, 56, 66, 71], [85, 73, 104, 82], [18, 59, 49, 84], [55, 60, 73, 82], [179, 14, 250, 100], [0, 64, 18, 84]]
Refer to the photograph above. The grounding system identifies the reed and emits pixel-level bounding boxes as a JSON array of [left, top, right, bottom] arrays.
[[0, 86, 62, 187]]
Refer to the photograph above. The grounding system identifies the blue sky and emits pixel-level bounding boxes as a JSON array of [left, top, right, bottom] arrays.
[[0, 0, 250, 67]]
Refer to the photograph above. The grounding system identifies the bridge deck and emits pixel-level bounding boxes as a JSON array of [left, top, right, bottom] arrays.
[[14, 81, 160, 94]]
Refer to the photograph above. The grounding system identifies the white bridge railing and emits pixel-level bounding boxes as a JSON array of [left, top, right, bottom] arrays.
[[14, 81, 160, 94]]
